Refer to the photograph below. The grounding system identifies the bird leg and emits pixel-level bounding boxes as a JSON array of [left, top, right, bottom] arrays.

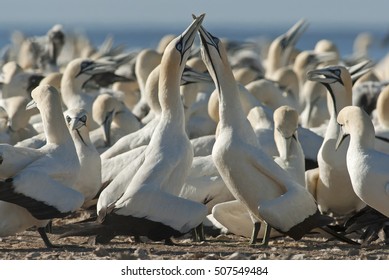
[[45, 220, 53, 234], [260, 222, 272, 246], [250, 222, 261, 245], [250, 222, 271, 246], [37, 227, 61, 249], [192, 223, 205, 242]]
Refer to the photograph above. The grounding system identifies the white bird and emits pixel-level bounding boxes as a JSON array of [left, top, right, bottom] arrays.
[[62, 15, 208, 244], [306, 65, 368, 218], [131, 48, 162, 120], [336, 106, 389, 243], [265, 19, 308, 77], [212, 106, 304, 241], [17, 24, 65, 72], [336, 105, 389, 217], [0, 85, 84, 248], [198, 21, 343, 246], [90, 93, 141, 151], [64, 108, 101, 205], [273, 105, 305, 186]]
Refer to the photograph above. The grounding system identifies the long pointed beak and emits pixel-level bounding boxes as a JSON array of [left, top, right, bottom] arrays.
[[335, 125, 348, 150], [69, 118, 84, 131], [103, 111, 114, 147], [179, 14, 205, 59], [283, 19, 308, 49], [347, 60, 372, 85], [26, 99, 37, 110], [76, 61, 116, 77], [279, 19, 308, 66], [181, 66, 212, 85], [196, 16, 218, 51], [307, 68, 339, 84], [279, 134, 293, 160], [347, 60, 371, 76], [351, 68, 372, 85]]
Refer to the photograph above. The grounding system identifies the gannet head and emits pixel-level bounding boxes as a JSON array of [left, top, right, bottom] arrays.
[[197, 18, 228, 92], [65, 108, 89, 145], [162, 14, 205, 70], [307, 65, 347, 85], [27, 74, 45, 95], [274, 105, 299, 159], [268, 19, 309, 69], [66, 58, 115, 79], [336, 105, 374, 150], [28, 84, 60, 111], [92, 93, 117, 147]]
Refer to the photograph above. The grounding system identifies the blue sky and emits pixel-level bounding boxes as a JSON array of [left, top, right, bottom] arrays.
[[1, 0, 388, 30]]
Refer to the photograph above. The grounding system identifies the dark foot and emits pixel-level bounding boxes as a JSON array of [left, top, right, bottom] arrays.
[[164, 238, 175, 246], [133, 235, 143, 243], [38, 227, 61, 249]]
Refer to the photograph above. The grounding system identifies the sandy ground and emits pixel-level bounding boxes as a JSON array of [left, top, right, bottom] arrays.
[[0, 211, 388, 260]]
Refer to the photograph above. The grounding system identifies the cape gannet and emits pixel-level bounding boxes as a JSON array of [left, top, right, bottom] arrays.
[[336, 106, 389, 243], [306, 64, 370, 217], [197, 19, 353, 246], [0, 85, 84, 248]]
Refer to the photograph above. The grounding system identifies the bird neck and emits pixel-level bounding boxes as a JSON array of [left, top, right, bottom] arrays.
[[326, 83, 352, 117], [350, 117, 376, 151], [216, 67, 249, 130], [41, 98, 72, 145], [61, 72, 87, 103], [158, 60, 185, 127]]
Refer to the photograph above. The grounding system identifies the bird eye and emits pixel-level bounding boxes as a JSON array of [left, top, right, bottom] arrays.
[[334, 69, 341, 76], [280, 37, 287, 49], [66, 116, 71, 123], [81, 61, 93, 70], [211, 35, 219, 45], [80, 115, 87, 123], [176, 42, 183, 52]]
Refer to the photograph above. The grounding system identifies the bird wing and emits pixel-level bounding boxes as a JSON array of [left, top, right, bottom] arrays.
[[1, 173, 84, 220], [0, 144, 44, 179], [247, 147, 318, 232], [113, 188, 207, 233]]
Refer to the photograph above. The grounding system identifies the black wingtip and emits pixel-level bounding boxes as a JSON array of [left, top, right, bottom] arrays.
[[342, 206, 389, 244], [283, 210, 333, 241]]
